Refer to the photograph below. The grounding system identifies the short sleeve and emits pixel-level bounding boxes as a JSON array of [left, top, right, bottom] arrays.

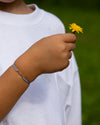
[[55, 52, 79, 106]]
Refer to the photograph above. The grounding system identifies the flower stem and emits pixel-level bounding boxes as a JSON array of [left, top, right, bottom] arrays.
[[73, 31, 76, 34]]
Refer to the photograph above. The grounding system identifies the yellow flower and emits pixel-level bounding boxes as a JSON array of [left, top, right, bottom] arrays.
[[69, 23, 83, 34]]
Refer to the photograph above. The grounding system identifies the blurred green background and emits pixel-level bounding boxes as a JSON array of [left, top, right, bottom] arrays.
[[25, 0, 100, 124]]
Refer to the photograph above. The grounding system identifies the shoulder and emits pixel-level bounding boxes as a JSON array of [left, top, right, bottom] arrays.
[[36, 5, 66, 34], [28, 4, 65, 34], [43, 10, 65, 34]]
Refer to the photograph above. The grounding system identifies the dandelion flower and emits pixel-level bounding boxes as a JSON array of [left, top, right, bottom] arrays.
[[69, 23, 83, 34]]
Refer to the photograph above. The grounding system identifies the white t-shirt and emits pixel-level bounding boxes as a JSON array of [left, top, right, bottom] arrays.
[[0, 4, 81, 125]]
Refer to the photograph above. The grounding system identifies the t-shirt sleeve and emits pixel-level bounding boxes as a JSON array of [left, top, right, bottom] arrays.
[[52, 15, 81, 122], [55, 53, 81, 125], [41, 11, 82, 124], [65, 69, 82, 125]]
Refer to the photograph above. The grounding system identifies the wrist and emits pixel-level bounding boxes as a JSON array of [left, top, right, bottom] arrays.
[[15, 54, 41, 83]]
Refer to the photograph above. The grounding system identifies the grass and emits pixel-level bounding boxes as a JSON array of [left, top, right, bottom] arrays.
[[38, 5, 100, 125]]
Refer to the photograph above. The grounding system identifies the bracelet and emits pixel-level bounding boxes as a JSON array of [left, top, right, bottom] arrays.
[[12, 64, 30, 84]]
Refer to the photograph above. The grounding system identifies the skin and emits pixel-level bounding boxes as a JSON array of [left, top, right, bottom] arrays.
[[0, 0, 77, 122], [0, 0, 34, 14]]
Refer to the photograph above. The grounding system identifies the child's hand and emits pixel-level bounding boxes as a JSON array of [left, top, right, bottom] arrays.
[[15, 33, 76, 82]]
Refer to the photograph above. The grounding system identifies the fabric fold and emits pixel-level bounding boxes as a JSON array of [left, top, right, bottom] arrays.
[[54, 53, 78, 107], [55, 71, 73, 107]]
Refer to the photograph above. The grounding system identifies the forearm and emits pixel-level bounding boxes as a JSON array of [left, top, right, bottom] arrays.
[[0, 59, 38, 122]]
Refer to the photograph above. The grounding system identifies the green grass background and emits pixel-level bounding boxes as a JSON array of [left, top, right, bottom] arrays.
[[38, 5, 100, 125]]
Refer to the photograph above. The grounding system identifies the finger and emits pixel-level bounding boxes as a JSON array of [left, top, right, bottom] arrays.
[[61, 60, 70, 71], [64, 51, 72, 59], [60, 33, 77, 43], [65, 43, 76, 51], [68, 52, 72, 59]]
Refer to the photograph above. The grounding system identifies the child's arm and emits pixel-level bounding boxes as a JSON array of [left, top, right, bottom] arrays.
[[0, 33, 76, 122]]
